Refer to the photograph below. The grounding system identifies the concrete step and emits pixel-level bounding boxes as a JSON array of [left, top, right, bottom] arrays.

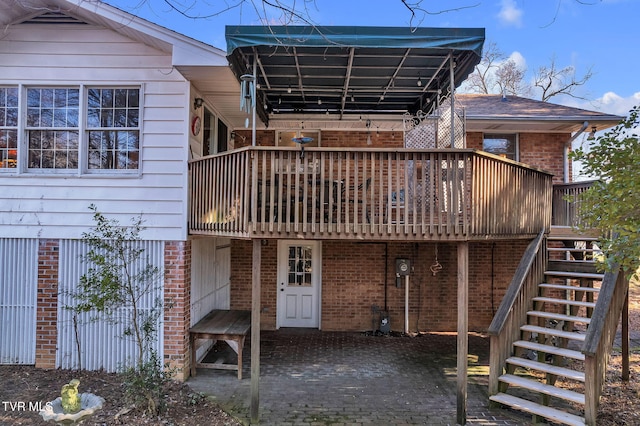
[[490, 393, 585, 426]]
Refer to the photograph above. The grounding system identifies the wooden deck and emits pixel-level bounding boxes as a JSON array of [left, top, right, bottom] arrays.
[[189, 147, 553, 241]]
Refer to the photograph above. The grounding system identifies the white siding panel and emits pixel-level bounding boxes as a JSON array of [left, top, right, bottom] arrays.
[[190, 238, 231, 361], [57, 240, 164, 372], [0, 238, 38, 364], [0, 23, 190, 241]]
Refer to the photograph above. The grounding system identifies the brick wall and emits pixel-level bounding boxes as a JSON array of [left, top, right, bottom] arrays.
[[233, 129, 402, 148], [164, 240, 191, 381], [35, 239, 59, 369], [467, 131, 571, 183], [229, 239, 528, 333]]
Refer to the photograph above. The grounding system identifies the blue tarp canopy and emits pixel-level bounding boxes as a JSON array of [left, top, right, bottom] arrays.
[[226, 25, 485, 123]]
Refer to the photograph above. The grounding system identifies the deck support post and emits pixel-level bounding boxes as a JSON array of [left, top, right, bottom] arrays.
[[250, 239, 261, 423], [457, 241, 469, 425]]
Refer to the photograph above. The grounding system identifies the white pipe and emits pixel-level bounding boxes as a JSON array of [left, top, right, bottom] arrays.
[[564, 121, 588, 183], [405, 275, 410, 334]]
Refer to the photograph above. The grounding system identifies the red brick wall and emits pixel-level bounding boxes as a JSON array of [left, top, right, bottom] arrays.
[[233, 129, 403, 149], [164, 240, 191, 381], [35, 239, 59, 369], [229, 239, 528, 333], [467, 131, 571, 183]]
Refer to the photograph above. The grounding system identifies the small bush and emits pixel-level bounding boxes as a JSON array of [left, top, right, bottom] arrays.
[[121, 351, 175, 416]]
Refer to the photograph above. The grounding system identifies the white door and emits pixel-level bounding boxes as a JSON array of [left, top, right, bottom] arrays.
[[277, 240, 321, 328]]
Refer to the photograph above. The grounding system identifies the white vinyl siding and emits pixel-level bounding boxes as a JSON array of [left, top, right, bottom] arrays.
[[0, 23, 189, 241], [190, 237, 231, 362], [56, 239, 164, 372], [0, 238, 38, 365]]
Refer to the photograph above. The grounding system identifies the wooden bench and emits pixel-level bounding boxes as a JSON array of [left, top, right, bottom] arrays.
[[189, 309, 251, 380]]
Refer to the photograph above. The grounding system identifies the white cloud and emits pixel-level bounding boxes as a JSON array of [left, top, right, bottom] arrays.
[[507, 51, 527, 69], [561, 92, 640, 116], [599, 91, 640, 115], [497, 0, 523, 27]]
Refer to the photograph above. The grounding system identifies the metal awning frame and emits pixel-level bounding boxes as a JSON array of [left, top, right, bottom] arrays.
[[226, 26, 485, 127]]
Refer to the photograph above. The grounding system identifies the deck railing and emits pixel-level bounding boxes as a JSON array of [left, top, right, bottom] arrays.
[[552, 180, 596, 227], [189, 147, 552, 241], [487, 230, 546, 397], [583, 266, 629, 425]]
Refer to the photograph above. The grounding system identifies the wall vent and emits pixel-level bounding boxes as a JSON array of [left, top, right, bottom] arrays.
[[23, 11, 86, 25]]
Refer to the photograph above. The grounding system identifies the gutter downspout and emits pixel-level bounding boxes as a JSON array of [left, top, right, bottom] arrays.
[[564, 121, 589, 183]]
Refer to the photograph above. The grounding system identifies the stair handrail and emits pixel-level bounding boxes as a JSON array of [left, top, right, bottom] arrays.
[[487, 229, 546, 396], [582, 264, 628, 425]]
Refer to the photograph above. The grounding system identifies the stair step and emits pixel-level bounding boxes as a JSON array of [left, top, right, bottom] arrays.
[[490, 393, 585, 426], [547, 247, 599, 253], [545, 270, 604, 280], [533, 296, 596, 309], [506, 357, 585, 382], [513, 339, 586, 361], [499, 374, 586, 404], [521, 324, 586, 342], [548, 227, 599, 241], [533, 296, 596, 308], [527, 310, 591, 325], [539, 283, 600, 293]]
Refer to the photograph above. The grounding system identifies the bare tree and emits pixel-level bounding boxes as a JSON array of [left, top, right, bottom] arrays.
[[495, 59, 530, 97], [533, 56, 593, 102], [160, 0, 480, 28], [462, 42, 529, 97], [463, 42, 592, 102]]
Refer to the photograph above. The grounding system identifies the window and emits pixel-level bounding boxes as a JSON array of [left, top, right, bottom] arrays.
[[27, 88, 79, 169], [0, 87, 18, 169], [2, 86, 140, 174], [87, 88, 139, 170], [202, 107, 229, 156], [483, 133, 518, 160]]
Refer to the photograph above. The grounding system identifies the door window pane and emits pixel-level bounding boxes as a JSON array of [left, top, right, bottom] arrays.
[[287, 246, 313, 287]]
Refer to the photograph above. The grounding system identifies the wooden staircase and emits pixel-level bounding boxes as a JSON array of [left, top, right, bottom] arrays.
[[490, 233, 604, 426]]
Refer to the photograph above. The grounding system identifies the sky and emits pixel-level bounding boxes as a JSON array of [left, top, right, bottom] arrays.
[[104, 0, 639, 117]]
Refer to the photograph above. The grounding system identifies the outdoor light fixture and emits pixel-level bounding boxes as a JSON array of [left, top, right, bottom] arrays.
[[193, 97, 204, 110], [587, 126, 597, 140], [417, 75, 422, 87], [287, 85, 292, 94]]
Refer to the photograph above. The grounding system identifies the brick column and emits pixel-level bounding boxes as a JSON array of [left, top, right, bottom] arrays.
[[35, 239, 59, 369], [164, 240, 191, 381]]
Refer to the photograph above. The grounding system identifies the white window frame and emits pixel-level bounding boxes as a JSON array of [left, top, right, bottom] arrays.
[[1, 84, 142, 176]]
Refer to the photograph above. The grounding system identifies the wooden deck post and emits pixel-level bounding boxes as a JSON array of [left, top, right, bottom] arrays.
[[457, 241, 469, 425], [250, 239, 261, 423]]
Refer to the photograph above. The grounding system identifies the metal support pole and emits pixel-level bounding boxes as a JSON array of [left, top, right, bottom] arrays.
[[252, 59, 257, 147], [449, 53, 455, 148]]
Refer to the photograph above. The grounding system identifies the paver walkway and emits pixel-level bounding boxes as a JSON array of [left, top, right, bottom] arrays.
[[188, 330, 534, 425]]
